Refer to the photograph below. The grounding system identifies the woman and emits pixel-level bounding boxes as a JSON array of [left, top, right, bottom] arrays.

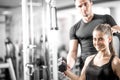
[[58, 24, 120, 80]]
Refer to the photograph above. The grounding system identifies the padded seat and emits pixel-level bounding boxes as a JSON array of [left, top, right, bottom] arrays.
[[113, 33, 120, 58]]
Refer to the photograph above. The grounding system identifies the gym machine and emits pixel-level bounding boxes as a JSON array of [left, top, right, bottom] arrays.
[[22, 0, 58, 80]]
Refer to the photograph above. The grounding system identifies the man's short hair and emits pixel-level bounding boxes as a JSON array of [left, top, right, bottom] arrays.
[[74, 0, 92, 2]]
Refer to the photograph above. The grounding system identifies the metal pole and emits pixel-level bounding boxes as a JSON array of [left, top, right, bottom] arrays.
[[50, 0, 58, 79], [22, 0, 30, 80], [46, 0, 58, 80]]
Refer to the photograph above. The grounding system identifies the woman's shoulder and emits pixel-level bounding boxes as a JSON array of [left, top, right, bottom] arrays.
[[111, 56, 120, 76], [86, 54, 95, 60], [85, 54, 96, 65], [112, 56, 120, 65]]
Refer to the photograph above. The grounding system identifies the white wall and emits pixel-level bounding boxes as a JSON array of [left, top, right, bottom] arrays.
[[110, 7, 120, 25]]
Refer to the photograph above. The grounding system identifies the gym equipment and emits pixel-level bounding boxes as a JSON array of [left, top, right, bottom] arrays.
[[0, 58, 16, 80], [113, 33, 120, 57], [58, 57, 67, 72]]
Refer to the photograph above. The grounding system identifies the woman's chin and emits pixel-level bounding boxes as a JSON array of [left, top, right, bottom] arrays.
[[96, 47, 106, 52]]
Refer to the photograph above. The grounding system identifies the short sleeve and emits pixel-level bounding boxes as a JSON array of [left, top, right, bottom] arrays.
[[69, 26, 78, 40], [105, 14, 117, 27]]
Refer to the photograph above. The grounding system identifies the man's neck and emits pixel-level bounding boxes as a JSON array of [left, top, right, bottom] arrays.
[[82, 13, 94, 23]]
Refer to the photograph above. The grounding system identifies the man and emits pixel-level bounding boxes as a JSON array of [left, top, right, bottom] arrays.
[[67, 0, 120, 71]]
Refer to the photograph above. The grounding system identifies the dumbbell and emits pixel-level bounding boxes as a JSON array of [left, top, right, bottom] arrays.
[[58, 57, 67, 72]]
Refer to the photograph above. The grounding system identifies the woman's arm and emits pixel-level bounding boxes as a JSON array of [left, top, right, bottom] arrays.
[[112, 56, 120, 79], [65, 55, 95, 80]]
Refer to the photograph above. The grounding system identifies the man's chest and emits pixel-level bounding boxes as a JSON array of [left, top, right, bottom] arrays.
[[76, 19, 105, 39]]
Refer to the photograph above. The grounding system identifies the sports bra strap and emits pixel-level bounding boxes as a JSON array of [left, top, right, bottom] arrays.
[[109, 55, 115, 64]]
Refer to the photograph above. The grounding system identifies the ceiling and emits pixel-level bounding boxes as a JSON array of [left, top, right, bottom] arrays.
[[0, 0, 20, 8], [57, 0, 120, 10], [0, 0, 119, 9]]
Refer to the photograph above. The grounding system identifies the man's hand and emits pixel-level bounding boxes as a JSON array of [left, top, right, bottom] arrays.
[[111, 25, 120, 33]]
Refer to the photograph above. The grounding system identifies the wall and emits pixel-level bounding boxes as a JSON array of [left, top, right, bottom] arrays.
[[110, 7, 120, 25], [0, 15, 6, 59]]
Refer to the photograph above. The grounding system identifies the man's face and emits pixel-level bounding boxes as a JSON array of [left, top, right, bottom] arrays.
[[75, 0, 92, 17]]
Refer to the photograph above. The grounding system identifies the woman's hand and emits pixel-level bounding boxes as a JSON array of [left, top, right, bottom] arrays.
[[58, 57, 67, 72]]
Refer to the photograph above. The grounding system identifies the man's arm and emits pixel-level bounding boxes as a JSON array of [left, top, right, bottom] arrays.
[[67, 39, 78, 69], [111, 25, 120, 33]]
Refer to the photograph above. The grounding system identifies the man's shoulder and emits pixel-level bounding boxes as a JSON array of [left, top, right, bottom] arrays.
[[94, 14, 111, 18], [71, 20, 82, 28]]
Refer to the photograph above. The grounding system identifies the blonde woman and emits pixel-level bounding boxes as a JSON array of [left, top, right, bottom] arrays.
[[58, 24, 120, 80]]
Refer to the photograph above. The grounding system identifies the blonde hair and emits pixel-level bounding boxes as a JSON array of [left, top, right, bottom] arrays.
[[93, 24, 115, 55]]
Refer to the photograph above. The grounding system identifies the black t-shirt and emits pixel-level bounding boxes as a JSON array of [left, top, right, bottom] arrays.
[[85, 55, 119, 80], [70, 14, 117, 60]]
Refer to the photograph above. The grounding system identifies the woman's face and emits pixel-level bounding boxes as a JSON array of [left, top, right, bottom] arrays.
[[93, 30, 111, 52]]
